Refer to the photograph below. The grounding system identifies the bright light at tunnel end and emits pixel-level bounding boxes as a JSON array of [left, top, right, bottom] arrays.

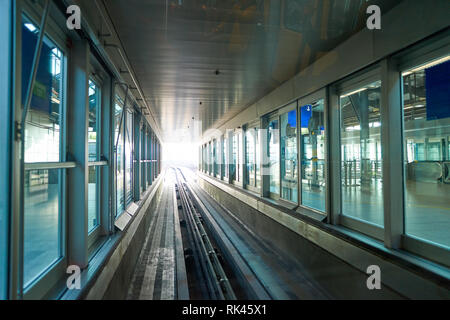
[[163, 142, 199, 169]]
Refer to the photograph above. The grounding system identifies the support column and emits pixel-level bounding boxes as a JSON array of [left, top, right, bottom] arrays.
[[101, 76, 112, 235], [381, 58, 404, 248], [0, 0, 13, 300], [328, 86, 341, 225], [67, 40, 90, 268]]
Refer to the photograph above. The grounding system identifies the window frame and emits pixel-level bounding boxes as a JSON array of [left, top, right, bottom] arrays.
[[333, 65, 385, 241], [87, 69, 108, 249], [297, 88, 328, 216], [18, 2, 71, 299], [279, 102, 298, 205], [244, 121, 260, 193], [395, 33, 450, 266]]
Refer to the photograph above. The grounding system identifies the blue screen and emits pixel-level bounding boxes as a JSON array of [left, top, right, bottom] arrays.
[[426, 59, 450, 120]]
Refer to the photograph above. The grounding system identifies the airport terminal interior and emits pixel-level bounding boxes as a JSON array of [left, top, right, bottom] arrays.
[[0, 0, 449, 300]]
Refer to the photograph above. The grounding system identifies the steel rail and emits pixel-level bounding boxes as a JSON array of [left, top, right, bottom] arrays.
[[176, 182, 219, 299], [175, 168, 237, 300]]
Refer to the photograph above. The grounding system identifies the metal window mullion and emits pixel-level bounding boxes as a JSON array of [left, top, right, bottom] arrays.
[[328, 86, 342, 225], [15, 0, 52, 299], [381, 58, 404, 249], [297, 100, 302, 206]]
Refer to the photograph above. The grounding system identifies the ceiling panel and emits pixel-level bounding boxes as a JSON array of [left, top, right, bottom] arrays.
[[104, 0, 400, 143]]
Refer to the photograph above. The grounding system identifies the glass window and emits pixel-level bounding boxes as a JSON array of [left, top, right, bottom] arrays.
[[141, 126, 146, 193], [232, 132, 241, 182], [148, 132, 152, 186], [88, 166, 99, 231], [22, 21, 62, 163], [245, 128, 256, 187], [301, 100, 326, 212], [213, 139, 218, 176], [115, 98, 124, 216], [223, 138, 228, 179], [125, 110, 133, 205], [88, 80, 99, 162], [22, 18, 64, 287], [340, 80, 383, 227], [402, 56, 450, 248], [268, 119, 280, 196], [281, 110, 298, 203], [255, 129, 261, 189], [88, 80, 100, 232]]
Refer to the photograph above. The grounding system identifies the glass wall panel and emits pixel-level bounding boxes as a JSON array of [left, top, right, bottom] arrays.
[[114, 98, 124, 216], [245, 128, 256, 187], [88, 80, 99, 161], [340, 80, 383, 226], [223, 138, 228, 179], [232, 132, 241, 182], [24, 169, 61, 287], [268, 119, 280, 196], [88, 80, 100, 232], [88, 166, 98, 231], [281, 110, 298, 203], [141, 126, 146, 193], [22, 20, 62, 163], [301, 100, 326, 212], [125, 110, 133, 205], [148, 132, 152, 186], [213, 139, 218, 176], [402, 56, 450, 248], [256, 129, 261, 189], [22, 18, 64, 287]]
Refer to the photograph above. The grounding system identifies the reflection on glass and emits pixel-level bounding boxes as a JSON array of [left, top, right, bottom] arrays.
[[24, 169, 61, 287], [402, 57, 450, 248], [23, 20, 62, 163], [268, 119, 280, 196], [88, 80, 99, 162], [222, 138, 227, 178], [213, 139, 218, 176], [22, 18, 64, 287], [281, 110, 298, 203], [245, 128, 256, 187], [125, 111, 133, 205], [88, 166, 98, 232], [340, 80, 383, 226], [88, 80, 100, 232], [141, 128, 146, 193], [255, 129, 261, 189], [148, 133, 152, 185], [115, 99, 124, 216], [301, 100, 326, 212], [232, 133, 241, 182]]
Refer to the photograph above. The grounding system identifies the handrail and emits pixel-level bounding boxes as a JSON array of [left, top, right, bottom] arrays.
[[24, 162, 77, 171], [88, 161, 108, 167]]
